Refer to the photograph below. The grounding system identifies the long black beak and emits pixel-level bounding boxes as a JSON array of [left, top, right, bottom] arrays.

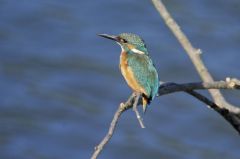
[[98, 34, 118, 41]]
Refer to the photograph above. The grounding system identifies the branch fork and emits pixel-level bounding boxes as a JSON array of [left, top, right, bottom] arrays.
[[91, 1, 240, 158]]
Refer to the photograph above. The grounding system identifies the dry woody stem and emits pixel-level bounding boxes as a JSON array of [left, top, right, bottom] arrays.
[[151, 0, 240, 114], [132, 92, 145, 128], [91, 0, 240, 158], [91, 80, 240, 159]]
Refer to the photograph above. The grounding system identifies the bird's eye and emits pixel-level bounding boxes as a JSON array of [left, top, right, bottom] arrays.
[[120, 38, 127, 43]]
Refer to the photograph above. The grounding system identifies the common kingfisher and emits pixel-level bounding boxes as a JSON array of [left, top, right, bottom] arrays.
[[98, 33, 159, 113]]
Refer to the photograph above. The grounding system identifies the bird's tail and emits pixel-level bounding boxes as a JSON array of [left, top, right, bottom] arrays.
[[142, 95, 151, 114]]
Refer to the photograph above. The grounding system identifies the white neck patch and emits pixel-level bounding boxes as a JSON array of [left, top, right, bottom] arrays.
[[131, 48, 145, 55], [117, 42, 145, 55], [117, 42, 124, 52]]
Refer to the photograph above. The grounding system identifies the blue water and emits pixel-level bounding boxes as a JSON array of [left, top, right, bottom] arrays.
[[1, 0, 240, 159]]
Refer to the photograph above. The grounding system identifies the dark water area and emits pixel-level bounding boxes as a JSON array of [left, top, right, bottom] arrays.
[[1, 0, 240, 159]]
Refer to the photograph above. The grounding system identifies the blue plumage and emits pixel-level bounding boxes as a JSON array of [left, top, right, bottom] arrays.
[[98, 33, 159, 112], [127, 51, 159, 101]]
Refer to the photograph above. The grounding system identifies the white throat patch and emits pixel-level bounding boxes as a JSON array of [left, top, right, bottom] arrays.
[[117, 42, 124, 52], [131, 48, 145, 55], [117, 42, 145, 55]]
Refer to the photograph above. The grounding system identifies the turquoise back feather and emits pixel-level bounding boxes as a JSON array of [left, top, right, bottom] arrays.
[[127, 51, 159, 100]]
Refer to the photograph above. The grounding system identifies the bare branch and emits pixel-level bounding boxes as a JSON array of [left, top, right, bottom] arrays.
[[90, 104, 125, 159], [151, 0, 240, 114], [159, 78, 240, 96], [91, 80, 240, 159], [132, 92, 145, 128], [90, 93, 135, 159], [185, 90, 240, 133], [91, 1, 240, 158]]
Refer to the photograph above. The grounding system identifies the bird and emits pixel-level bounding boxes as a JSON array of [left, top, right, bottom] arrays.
[[98, 33, 159, 113]]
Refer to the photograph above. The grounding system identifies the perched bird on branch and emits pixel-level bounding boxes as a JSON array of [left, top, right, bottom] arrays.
[[98, 33, 159, 113]]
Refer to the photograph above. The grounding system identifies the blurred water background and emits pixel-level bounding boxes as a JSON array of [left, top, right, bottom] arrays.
[[1, 0, 240, 159]]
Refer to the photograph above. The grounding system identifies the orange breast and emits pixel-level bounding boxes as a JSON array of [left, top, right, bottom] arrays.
[[120, 52, 147, 95]]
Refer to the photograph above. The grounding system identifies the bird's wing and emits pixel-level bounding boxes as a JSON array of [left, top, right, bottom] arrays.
[[127, 53, 159, 98]]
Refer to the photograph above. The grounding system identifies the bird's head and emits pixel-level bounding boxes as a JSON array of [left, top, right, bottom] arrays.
[[98, 33, 148, 55]]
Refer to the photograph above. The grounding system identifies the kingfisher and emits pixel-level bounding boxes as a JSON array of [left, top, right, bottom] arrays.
[[98, 33, 159, 113]]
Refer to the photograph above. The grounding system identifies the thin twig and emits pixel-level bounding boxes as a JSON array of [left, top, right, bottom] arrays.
[[133, 92, 145, 128], [91, 103, 124, 159], [151, 0, 240, 114], [91, 1, 240, 158], [91, 80, 240, 159], [161, 82, 240, 133], [160, 82, 240, 134], [91, 93, 135, 159], [185, 90, 240, 133], [158, 79, 240, 96]]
